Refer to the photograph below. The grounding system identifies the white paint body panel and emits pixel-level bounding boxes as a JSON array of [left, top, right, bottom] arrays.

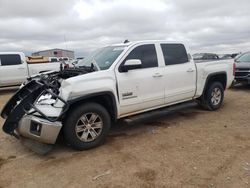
[[43, 41, 234, 119], [195, 59, 235, 97]]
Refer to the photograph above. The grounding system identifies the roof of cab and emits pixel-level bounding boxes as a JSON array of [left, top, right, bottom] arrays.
[[111, 40, 185, 47], [0, 52, 25, 55]]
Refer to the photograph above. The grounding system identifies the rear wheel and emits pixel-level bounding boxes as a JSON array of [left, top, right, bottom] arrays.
[[199, 82, 224, 111], [63, 103, 111, 150]]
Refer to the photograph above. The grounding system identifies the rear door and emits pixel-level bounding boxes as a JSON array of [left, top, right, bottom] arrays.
[[0, 54, 27, 86], [115, 44, 165, 116], [160, 44, 196, 104]]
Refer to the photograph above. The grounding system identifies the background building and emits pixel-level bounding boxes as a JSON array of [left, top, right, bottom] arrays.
[[32, 48, 75, 59]]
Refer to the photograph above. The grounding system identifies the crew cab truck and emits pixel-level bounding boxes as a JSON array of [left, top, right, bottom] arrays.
[[0, 52, 61, 87], [1, 41, 235, 153]]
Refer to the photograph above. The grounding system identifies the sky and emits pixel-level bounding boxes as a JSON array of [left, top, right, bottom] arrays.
[[0, 0, 249, 57]]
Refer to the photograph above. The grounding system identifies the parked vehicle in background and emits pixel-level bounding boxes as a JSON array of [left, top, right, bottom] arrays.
[[218, 54, 233, 59], [193, 53, 219, 62], [218, 53, 241, 60], [1, 41, 235, 154], [26, 56, 49, 63], [234, 52, 250, 85], [58, 57, 70, 61], [48, 57, 59, 62], [0, 52, 61, 87], [232, 53, 241, 58], [68, 59, 79, 66]]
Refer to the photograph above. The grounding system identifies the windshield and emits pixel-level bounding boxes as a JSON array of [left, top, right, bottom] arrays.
[[77, 46, 126, 70], [236, 52, 250, 62]]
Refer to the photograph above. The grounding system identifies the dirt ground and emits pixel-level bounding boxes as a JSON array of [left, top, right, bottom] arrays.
[[0, 86, 250, 188]]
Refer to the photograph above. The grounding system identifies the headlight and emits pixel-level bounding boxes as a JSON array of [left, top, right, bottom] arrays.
[[37, 93, 56, 105]]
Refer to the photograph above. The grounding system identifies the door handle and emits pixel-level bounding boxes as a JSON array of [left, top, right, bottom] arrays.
[[187, 68, 195, 73], [18, 67, 25, 70], [153, 73, 163, 78]]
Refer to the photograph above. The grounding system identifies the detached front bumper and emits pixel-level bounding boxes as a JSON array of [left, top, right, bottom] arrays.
[[18, 115, 62, 144], [1, 80, 69, 154]]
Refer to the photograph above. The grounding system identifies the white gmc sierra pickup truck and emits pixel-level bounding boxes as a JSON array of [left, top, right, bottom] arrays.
[[0, 52, 61, 87], [1, 41, 235, 153]]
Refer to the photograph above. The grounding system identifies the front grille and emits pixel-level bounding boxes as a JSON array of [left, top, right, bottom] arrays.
[[236, 68, 250, 71], [235, 71, 250, 78]]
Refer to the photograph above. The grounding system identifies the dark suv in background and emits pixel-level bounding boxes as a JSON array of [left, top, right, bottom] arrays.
[[193, 53, 219, 62], [235, 52, 250, 85]]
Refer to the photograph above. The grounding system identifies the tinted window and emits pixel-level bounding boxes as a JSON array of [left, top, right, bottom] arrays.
[[50, 58, 58, 62], [0, 54, 22, 66], [123, 44, 158, 69], [236, 52, 250, 62], [161, 44, 188, 65]]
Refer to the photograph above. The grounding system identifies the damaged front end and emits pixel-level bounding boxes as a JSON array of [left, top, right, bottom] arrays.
[[1, 68, 92, 154]]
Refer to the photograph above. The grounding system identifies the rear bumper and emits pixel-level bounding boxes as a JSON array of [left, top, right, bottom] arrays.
[[17, 115, 62, 144]]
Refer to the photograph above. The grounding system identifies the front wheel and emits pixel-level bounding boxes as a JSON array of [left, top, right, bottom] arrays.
[[63, 103, 111, 150], [199, 82, 224, 111]]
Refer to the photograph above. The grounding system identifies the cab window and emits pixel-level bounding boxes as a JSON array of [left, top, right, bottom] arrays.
[[161, 44, 188, 65], [0, 54, 22, 66], [123, 44, 158, 69]]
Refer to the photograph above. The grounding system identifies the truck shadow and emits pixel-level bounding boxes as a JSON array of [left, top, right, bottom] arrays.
[[1, 104, 202, 169], [52, 104, 204, 155], [108, 105, 203, 139]]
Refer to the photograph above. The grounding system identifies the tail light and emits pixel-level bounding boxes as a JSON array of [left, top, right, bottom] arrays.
[[233, 62, 236, 76]]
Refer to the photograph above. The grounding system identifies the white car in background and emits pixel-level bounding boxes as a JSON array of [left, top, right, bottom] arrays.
[[0, 52, 61, 87]]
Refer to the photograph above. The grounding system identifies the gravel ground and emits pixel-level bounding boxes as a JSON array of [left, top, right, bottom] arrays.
[[0, 86, 250, 188]]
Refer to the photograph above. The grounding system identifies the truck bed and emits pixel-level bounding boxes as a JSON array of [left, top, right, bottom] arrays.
[[195, 59, 235, 97]]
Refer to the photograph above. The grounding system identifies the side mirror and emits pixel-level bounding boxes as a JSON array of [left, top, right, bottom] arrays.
[[121, 59, 142, 72]]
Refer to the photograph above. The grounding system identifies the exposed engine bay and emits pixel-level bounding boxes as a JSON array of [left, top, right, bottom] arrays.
[[0, 66, 95, 138], [29, 66, 95, 90]]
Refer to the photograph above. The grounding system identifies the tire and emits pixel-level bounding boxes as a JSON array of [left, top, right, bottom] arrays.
[[63, 103, 111, 150], [199, 82, 224, 111]]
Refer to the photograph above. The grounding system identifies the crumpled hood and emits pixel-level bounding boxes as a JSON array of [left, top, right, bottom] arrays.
[[60, 69, 116, 101], [62, 69, 115, 86]]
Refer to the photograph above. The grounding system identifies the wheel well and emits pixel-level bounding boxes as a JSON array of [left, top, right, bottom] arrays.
[[205, 73, 227, 92], [67, 93, 117, 122]]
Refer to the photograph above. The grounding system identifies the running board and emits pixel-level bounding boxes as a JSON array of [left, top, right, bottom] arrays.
[[122, 101, 198, 125]]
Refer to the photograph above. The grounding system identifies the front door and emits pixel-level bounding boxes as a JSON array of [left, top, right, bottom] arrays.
[[115, 44, 165, 116]]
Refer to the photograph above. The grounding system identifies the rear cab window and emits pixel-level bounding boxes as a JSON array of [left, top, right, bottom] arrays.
[[0, 54, 22, 66], [121, 44, 158, 70], [160, 44, 188, 65]]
